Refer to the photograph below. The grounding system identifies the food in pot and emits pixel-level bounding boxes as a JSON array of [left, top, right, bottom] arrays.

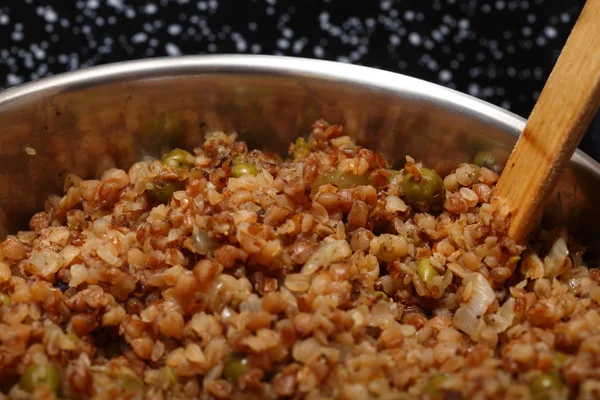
[[0, 119, 598, 399]]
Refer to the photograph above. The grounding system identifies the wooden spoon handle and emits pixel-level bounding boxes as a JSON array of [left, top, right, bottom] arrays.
[[496, 0, 600, 243]]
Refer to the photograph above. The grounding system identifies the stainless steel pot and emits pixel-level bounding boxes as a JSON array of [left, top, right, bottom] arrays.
[[0, 55, 599, 248]]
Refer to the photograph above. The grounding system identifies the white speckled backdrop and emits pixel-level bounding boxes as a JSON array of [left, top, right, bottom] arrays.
[[1, 0, 598, 159]]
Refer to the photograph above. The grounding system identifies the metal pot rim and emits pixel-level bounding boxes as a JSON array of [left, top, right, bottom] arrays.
[[0, 54, 598, 173]]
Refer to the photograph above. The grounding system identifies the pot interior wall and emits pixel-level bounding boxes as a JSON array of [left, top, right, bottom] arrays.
[[0, 58, 598, 255]]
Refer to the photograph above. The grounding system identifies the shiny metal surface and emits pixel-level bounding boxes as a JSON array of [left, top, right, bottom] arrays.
[[0, 55, 599, 247]]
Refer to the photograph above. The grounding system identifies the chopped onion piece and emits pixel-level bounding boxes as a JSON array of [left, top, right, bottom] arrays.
[[385, 195, 407, 213], [453, 273, 495, 337], [544, 229, 569, 278], [193, 229, 218, 255], [60, 245, 81, 268], [28, 250, 63, 278], [521, 249, 544, 279], [488, 297, 515, 333], [301, 240, 352, 275]]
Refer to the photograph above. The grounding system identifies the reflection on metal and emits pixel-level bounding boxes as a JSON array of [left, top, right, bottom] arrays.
[[0, 55, 598, 249]]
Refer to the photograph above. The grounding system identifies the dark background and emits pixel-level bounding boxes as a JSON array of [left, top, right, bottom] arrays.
[[1, 0, 598, 158]]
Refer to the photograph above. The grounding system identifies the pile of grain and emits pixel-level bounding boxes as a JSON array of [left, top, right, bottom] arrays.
[[1, 120, 600, 400]]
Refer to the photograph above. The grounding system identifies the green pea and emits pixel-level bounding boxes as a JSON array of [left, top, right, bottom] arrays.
[[20, 364, 61, 394], [118, 367, 143, 392], [224, 353, 248, 381], [1, 293, 11, 307], [417, 258, 439, 284], [148, 178, 185, 204], [423, 374, 448, 398], [531, 373, 563, 400], [310, 171, 371, 190], [401, 168, 446, 212], [161, 366, 178, 389], [472, 149, 507, 173], [553, 351, 568, 369], [230, 154, 245, 166], [231, 163, 258, 178], [161, 148, 195, 169], [292, 137, 311, 160]]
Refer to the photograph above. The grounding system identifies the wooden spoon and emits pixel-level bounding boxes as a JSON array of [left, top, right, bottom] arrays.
[[496, 0, 600, 243]]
